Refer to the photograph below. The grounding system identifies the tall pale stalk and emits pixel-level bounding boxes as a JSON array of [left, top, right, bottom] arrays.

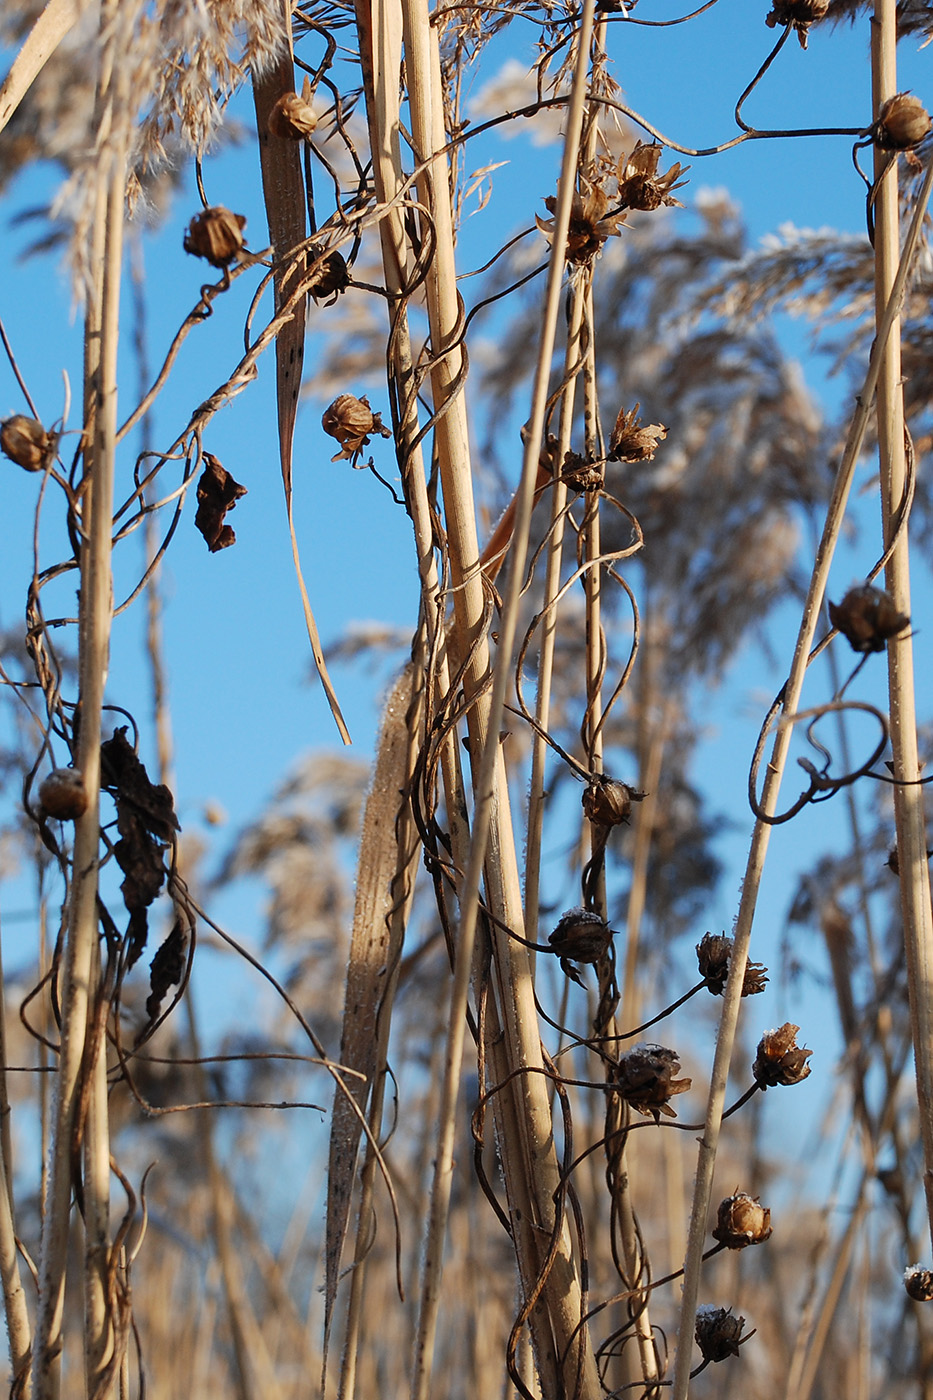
[[398, 1, 602, 1394], [871, 0, 933, 1255], [31, 4, 129, 1395]]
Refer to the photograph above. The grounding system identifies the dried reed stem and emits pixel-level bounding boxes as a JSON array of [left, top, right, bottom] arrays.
[[32, 6, 128, 1392], [0, 921, 31, 1391], [0, 0, 85, 136], [670, 131, 933, 1400], [871, 0, 933, 1255], [401, 1, 601, 1393]]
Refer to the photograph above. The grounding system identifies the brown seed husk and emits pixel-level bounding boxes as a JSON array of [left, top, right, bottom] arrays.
[[183, 206, 247, 268], [712, 1192, 772, 1249], [697, 932, 768, 996], [765, 0, 829, 47], [548, 908, 613, 965], [1, 414, 52, 472], [613, 1044, 691, 1121], [752, 1022, 812, 1088], [322, 394, 390, 465], [608, 404, 667, 463], [39, 768, 89, 821], [268, 77, 318, 140], [828, 584, 910, 653], [905, 1266, 933, 1302], [695, 1306, 747, 1362], [876, 93, 932, 150], [583, 776, 644, 828]]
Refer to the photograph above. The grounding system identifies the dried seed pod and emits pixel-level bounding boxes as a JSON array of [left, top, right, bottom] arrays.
[[322, 394, 390, 465], [876, 93, 932, 150], [307, 248, 350, 305], [696, 932, 768, 996], [183, 206, 247, 268], [608, 404, 667, 463], [582, 776, 644, 828], [616, 142, 689, 212], [613, 1044, 691, 1121], [765, 0, 829, 46], [695, 1305, 748, 1363], [536, 177, 625, 264], [1, 414, 52, 472], [268, 76, 318, 140], [752, 1022, 812, 1088], [548, 908, 613, 969], [39, 768, 89, 821], [828, 584, 910, 653], [905, 1265, 933, 1302], [560, 450, 604, 493], [712, 1192, 772, 1249]]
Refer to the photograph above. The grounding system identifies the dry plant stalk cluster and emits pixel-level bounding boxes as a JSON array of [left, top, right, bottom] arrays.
[[0, 0, 932, 1397]]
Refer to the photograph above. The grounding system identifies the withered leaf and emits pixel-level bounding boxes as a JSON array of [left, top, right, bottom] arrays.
[[146, 918, 188, 1022], [194, 452, 248, 552], [101, 728, 179, 842], [101, 728, 180, 967]]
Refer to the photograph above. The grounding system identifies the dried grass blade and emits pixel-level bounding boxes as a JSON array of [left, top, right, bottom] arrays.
[[0, 0, 85, 136], [323, 663, 420, 1369], [251, 34, 351, 744]]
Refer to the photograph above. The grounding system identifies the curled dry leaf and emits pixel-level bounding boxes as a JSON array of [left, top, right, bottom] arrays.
[[101, 728, 180, 970], [183, 206, 247, 268], [195, 452, 248, 552], [828, 583, 909, 653], [146, 917, 188, 1022], [695, 1305, 748, 1362], [1, 414, 53, 472]]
